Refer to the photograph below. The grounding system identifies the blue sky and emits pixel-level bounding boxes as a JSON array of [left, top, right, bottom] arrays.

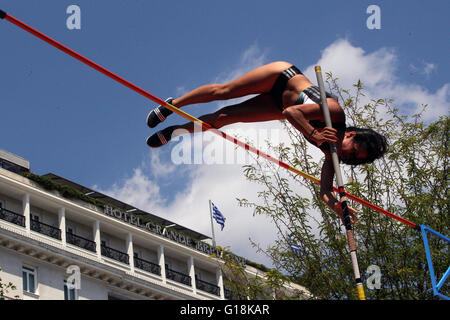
[[1, 1, 448, 266]]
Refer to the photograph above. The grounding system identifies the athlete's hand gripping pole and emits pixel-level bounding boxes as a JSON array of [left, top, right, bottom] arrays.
[[315, 66, 366, 300]]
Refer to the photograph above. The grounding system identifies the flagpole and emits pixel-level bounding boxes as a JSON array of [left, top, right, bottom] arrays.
[[209, 200, 217, 247]]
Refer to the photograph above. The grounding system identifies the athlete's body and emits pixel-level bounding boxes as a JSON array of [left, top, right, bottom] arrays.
[[146, 61, 388, 223]]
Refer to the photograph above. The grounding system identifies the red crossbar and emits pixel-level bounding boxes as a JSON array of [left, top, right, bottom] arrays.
[[0, 10, 418, 230]]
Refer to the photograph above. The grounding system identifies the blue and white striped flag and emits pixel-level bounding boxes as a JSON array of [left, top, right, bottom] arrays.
[[211, 202, 226, 231], [288, 237, 303, 257]]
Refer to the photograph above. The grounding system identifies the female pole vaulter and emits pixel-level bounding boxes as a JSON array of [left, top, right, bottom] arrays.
[[146, 61, 388, 223]]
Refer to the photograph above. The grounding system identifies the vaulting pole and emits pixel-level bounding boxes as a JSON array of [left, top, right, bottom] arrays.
[[315, 66, 365, 300], [0, 9, 418, 231]]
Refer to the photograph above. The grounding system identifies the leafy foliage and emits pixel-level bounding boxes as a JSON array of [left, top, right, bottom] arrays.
[[235, 75, 449, 299], [219, 246, 309, 300], [0, 268, 18, 300]]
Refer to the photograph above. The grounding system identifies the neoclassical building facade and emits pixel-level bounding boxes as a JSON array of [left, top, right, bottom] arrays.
[[0, 149, 308, 300]]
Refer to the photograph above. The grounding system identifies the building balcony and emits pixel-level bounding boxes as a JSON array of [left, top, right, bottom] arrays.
[[166, 267, 191, 286], [101, 244, 129, 265], [30, 219, 61, 240], [196, 278, 220, 296], [0, 208, 25, 227], [66, 232, 96, 253], [0, 175, 230, 300], [134, 256, 161, 276]]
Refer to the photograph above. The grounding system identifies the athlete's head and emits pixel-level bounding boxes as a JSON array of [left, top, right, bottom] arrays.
[[339, 127, 388, 165]]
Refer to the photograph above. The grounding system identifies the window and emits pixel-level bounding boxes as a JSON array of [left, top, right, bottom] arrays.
[[0, 159, 22, 174], [64, 280, 77, 300], [22, 266, 37, 294]]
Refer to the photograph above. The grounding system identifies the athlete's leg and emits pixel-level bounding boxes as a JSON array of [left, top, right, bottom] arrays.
[[147, 61, 291, 129], [172, 61, 292, 108], [146, 94, 284, 147], [176, 93, 284, 132]]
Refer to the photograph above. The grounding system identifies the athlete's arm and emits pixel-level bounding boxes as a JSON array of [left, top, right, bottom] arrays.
[[282, 101, 342, 146], [320, 155, 358, 224]]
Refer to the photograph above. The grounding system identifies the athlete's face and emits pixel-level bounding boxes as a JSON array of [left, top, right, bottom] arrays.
[[340, 131, 368, 163]]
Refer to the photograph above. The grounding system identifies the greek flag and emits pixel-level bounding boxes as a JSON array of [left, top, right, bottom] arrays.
[[211, 202, 226, 231], [288, 238, 303, 257]]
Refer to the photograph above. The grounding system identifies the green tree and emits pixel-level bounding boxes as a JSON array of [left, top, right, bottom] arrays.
[[218, 246, 308, 300], [0, 267, 18, 300], [237, 75, 449, 300]]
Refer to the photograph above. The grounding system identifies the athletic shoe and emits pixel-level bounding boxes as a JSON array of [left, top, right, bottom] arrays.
[[146, 97, 174, 128], [146, 126, 176, 148]]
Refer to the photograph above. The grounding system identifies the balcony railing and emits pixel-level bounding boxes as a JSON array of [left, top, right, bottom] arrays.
[[1, 207, 227, 298], [101, 244, 129, 265], [134, 256, 161, 276], [196, 278, 220, 296], [166, 267, 191, 286], [66, 232, 96, 253], [31, 219, 61, 240], [0, 208, 25, 227]]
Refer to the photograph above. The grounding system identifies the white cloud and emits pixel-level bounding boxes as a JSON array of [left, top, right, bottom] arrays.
[[409, 61, 437, 78], [95, 166, 164, 210], [423, 62, 436, 77], [303, 39, 449, 121], [304, 39, 398, 89], [147, 149, 177, 178], [94, 39, 449, 269]]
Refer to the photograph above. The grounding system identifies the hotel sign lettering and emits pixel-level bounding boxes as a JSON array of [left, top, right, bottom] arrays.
[[103, 205, 245, 266]]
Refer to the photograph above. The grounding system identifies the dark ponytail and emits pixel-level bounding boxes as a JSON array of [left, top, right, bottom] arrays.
[[341, 127, 388, 165]]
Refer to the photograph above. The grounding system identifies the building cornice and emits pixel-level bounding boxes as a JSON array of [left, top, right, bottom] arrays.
[[0, 169, 229, 266]]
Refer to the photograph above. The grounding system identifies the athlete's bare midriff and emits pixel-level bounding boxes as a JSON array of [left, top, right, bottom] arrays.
[[282, 72, 343, 120], [283, 74, 313, 103]]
